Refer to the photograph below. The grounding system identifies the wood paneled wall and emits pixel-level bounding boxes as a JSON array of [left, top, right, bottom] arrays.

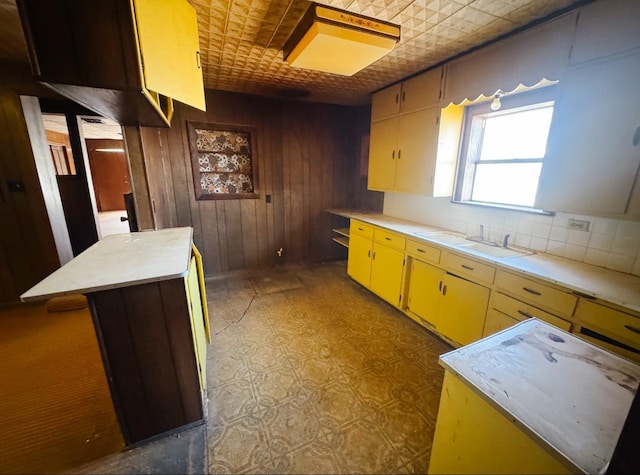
[[0, 85, 64, 304], [134, 90, 382, 276]]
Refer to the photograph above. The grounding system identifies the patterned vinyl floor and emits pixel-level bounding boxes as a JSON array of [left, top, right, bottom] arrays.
[[206, 260, 452, 474]]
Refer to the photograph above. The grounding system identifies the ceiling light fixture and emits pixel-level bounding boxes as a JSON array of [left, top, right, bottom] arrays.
[[283, 2, 400, 76]]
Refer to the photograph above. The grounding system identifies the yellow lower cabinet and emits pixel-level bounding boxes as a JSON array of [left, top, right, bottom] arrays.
[[429, 371, 571, 474], [407, 259, 442, 327], [369, 241, 405, 307], [347, 232, 373, 287], [436, 273, 490, 346]]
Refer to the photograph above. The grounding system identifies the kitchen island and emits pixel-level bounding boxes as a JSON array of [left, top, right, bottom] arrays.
[[429, 318, 640, 474], [21, 227, 209, 446]]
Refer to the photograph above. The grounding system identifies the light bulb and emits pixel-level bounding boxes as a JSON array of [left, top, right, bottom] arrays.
[[490, 96, 501, 111]]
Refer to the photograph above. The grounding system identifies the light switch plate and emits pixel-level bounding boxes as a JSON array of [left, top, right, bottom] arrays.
[[567, 218, 590, 232]]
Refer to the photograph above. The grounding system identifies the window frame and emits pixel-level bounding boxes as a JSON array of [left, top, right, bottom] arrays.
[[452, 86, 557, 214], [187, 121, 260, 201]]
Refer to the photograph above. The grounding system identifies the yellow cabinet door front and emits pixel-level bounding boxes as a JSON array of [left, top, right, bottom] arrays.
[[186, 257, 207, 391], [368, 117, 398, 191], [369, 242, 405, 307], [407, 259, 442, 327], [395, 107, 439, 194], [133, 0, 206, 110], [436, 273, 490, 346], [347, 233, 373, 287]]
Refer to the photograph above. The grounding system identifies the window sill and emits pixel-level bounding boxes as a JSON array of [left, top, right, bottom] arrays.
[[451, 199, 555, 216]]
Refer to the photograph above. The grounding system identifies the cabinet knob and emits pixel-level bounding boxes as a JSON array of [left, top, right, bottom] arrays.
[[633, 126, 640, 147]]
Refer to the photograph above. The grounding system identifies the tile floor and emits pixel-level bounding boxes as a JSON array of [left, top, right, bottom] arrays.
[[69, 260, 453, 474]]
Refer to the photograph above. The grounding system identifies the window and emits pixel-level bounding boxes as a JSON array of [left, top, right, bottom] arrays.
[[187, 122, 259, 200], [453, 87, 556, 211]]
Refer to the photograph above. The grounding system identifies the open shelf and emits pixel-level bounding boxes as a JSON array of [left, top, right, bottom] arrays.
[[332, 236, 349, 248], [332, 227, 350, 237]]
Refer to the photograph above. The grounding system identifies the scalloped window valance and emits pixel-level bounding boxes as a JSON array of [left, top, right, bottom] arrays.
[[443, 12, 577, 106]]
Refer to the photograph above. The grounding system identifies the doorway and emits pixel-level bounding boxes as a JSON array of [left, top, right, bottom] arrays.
[[41, 113, 132, 240]]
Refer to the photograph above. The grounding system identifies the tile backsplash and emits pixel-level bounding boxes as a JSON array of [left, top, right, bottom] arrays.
[[383, 193, 640, 276]]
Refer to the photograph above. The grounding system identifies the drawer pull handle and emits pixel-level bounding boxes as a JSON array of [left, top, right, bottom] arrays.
[[625, 324, 640, 335], [417, 248, 426, 253], [385, 237, 392, 241], [439, 281, 442, 292], [523, 287, 542, 296], [367, 250, 371, 258], [358, 227, 364, 231], [442, 284, 447, 296], [461, 264, 474, 271], [517, 309, 533, 319]]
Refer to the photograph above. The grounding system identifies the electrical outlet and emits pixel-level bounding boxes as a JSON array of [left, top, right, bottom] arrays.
[[567, 218, 590, 232]]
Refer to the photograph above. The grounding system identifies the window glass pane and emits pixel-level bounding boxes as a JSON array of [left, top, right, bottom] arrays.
[[479, 106, 553, 161], [471, 163, 542, 207]]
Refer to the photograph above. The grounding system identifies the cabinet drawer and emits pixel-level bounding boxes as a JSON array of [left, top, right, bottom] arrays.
[[406, 239, 440, 264], [374, 228, 406, 251], [350, 220, 374, 239], [575, 300, 640, 350], [495, 271, 577, 317], [491, 292, 572, 332], [482, 308, 522, 338], [442, 251, 495, 285]]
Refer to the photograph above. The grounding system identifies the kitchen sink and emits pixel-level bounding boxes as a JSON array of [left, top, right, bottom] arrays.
[[413, 231, 470, 246], [457, 241, 535, 259]]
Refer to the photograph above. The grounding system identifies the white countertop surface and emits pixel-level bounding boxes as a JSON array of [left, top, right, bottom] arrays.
[[20, 227, 194, 302], [440, 319, 640, 474], [326, 209, 640, 313]]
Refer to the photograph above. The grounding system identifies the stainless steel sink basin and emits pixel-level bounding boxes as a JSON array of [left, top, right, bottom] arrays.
[[457, 241, 535, 259]]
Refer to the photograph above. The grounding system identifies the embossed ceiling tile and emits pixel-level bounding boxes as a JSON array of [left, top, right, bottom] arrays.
[[502, 0, 578, 23]]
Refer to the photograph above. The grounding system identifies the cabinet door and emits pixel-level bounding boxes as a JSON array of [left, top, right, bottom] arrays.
[[395, 107, 439, 194], [400, 67, 442, 113], [407, 259, 442, 327], [371, 83, 402, 120], [569, 0, 640, 65], [368, 117, 398, 191], [134, 0, 206, 110], [369, 242, 405, 307], [186, 257, 207, 391], [347, 233, 373, 287], [436, 273, 490, 346], [535, 52, 640, 214]]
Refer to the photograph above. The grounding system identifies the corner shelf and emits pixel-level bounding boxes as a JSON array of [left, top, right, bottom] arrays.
[[332, 227, 350, 248]]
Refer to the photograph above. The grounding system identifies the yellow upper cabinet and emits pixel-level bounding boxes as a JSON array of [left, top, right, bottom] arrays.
[[17, 0, 206, 126], [368, 66, 462, 196], [133, 0, 206, 112], [371, 67, 443, 121]]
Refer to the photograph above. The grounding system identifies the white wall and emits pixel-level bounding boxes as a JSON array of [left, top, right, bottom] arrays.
[[384, 193, 640, 276]]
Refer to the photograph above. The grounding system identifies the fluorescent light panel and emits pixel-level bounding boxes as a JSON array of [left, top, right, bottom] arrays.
[[283, 3, 400, 76]]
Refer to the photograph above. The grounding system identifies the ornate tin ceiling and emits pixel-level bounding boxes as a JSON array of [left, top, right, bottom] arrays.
[[0, 0, 584, 106]]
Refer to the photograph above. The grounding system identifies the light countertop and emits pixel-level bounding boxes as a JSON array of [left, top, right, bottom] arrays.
[[326, 209, 640, 313], [20, 227, 194, 302], [440, 318, 640, 474]]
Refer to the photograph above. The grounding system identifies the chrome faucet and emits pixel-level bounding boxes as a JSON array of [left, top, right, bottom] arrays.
[[503, 233, 511, 248]]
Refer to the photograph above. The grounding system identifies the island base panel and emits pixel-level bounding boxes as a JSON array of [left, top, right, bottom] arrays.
[[88, 278, 204, 445], [429, 371, 571, 474]]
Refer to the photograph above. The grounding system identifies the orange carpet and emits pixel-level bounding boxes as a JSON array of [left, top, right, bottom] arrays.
[[0, 301, 124, 474]]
